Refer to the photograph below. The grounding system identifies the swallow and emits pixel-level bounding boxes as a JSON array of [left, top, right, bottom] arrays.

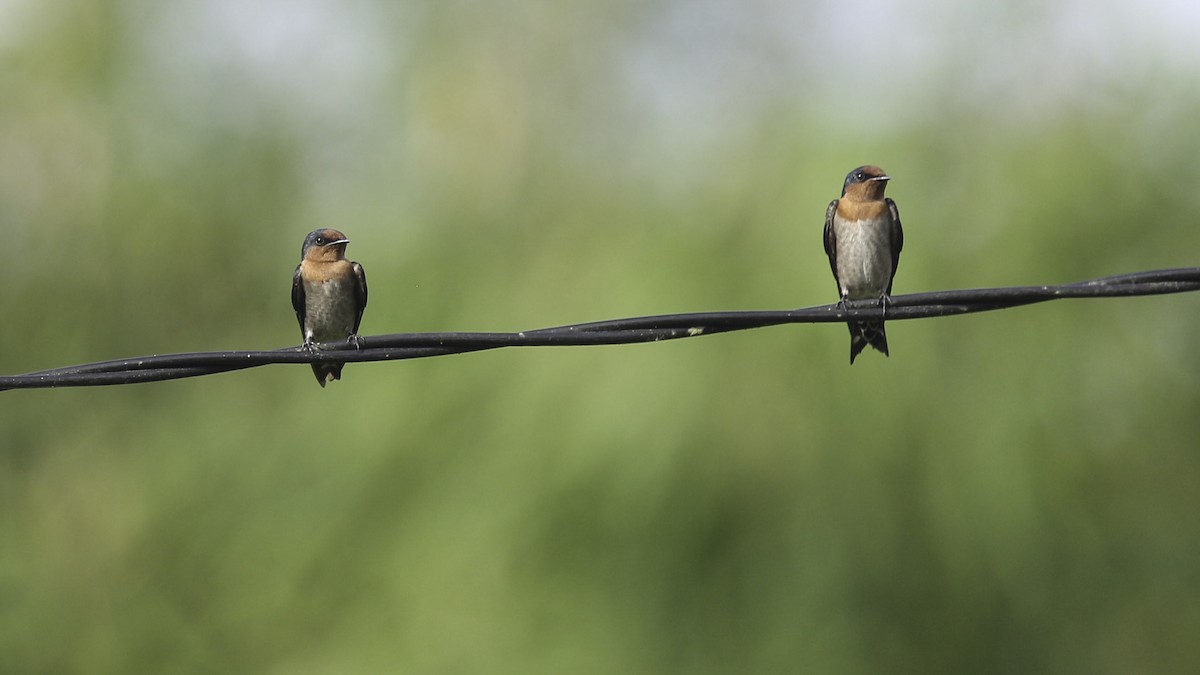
[[822, 165, 903, 364], [291, 228, 368, 387]]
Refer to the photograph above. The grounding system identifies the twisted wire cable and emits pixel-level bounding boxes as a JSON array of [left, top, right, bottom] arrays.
[[3, 267, 1197, 391]]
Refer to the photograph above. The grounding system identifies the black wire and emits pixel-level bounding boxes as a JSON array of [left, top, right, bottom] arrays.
[[3, 267, 1198, 391]]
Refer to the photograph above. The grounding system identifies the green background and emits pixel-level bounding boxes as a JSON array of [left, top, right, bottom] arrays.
[[3, 1, 1200, 672]]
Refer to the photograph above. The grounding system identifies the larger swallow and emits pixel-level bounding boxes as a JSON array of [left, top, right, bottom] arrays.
[[823, 165, 903, 364], [291, 228, 368, 387]]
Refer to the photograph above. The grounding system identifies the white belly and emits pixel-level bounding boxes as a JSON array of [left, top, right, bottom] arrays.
[[834, 218, 893, 300], [303, 278, 357, 343]]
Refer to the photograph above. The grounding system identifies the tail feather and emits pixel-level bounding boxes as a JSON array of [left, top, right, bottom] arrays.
[[310, 362, 345, 388], [848, 321, 889, 364]]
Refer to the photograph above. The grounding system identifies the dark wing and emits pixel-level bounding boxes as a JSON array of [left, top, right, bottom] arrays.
[[351, 261, 368, 334], [885, 197, 903, 294], [822, 200, 839, 285], [291, 264, 306, 332]]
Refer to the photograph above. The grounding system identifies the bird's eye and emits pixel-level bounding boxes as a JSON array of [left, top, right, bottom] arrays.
[[855, 171, 865, 181], [315, 237, 326, 245]]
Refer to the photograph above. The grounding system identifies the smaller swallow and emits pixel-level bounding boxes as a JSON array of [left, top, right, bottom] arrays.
[[823, 165, 904, 364], [291, 228, 368, 387]]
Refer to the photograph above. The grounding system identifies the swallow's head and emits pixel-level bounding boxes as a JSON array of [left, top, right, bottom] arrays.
[[301, 228, 351, 262], [840, 165, 890, 200]]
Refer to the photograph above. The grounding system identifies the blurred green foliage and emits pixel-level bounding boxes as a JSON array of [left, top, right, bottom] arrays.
[[3, 1, 1200, 673]]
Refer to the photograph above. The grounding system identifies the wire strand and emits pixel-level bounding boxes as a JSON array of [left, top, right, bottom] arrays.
[[3, 267, 1198, 391]]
